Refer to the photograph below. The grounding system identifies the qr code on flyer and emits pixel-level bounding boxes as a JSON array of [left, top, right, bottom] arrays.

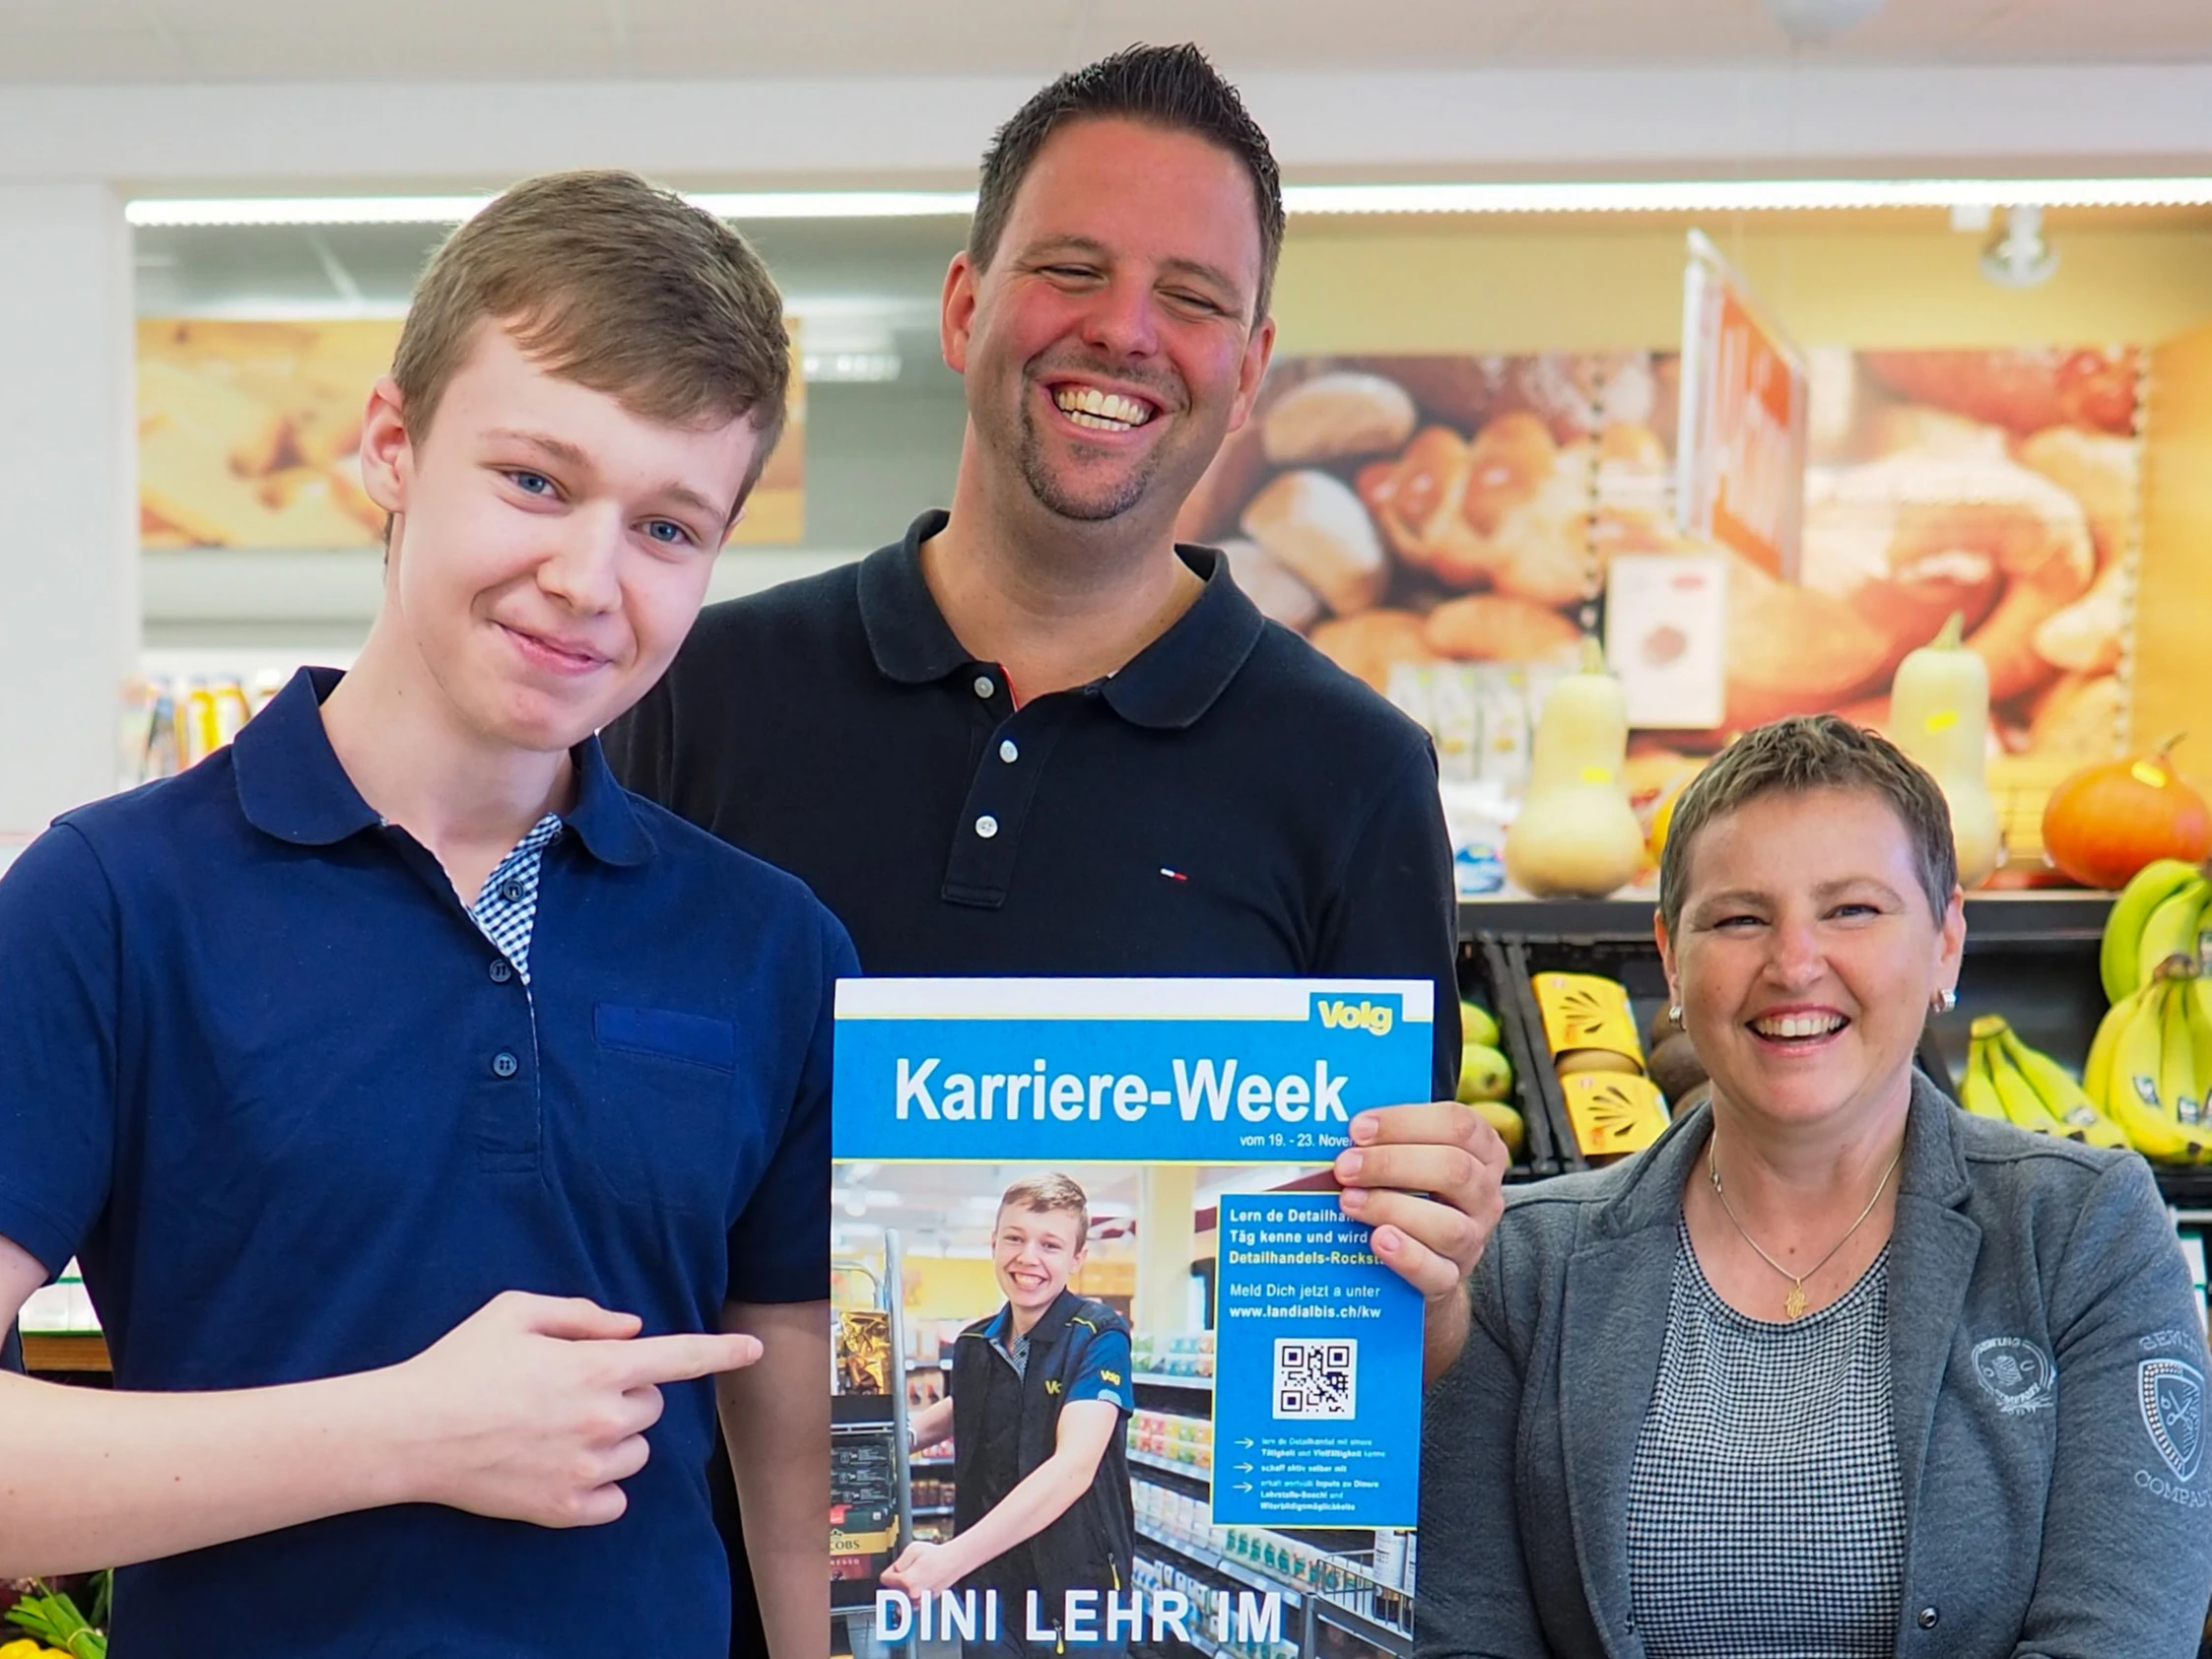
[[1274, 1339, 1357, 1419]]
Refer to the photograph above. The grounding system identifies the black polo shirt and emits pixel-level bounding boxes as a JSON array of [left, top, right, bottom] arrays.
[[607, 509, 1458, 1096]]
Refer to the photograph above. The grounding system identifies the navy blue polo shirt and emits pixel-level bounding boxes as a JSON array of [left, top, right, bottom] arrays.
[[608, 510, 1460, 1098], [0, 668, 851, 1656]]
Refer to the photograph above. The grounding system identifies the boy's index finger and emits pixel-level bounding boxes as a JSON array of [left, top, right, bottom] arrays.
[[615, 1331, 765, 1384]]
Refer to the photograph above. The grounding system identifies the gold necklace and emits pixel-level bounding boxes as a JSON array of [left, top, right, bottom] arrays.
[[1707, 1133, 1904, 1320]]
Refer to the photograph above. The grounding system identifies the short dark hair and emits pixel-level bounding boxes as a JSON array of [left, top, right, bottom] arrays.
[[969, 42, 1286, 324], [1658, 714, 1959, 936]]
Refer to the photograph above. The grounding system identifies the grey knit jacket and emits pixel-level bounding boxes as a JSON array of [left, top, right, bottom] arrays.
[[1418, 1074, 2212, 1658]]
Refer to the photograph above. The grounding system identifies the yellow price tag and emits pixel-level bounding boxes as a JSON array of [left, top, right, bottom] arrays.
[[2133, 763, 2171, 789], [1579, 765, 1616, 786], [1922, 709, 1958, 734]]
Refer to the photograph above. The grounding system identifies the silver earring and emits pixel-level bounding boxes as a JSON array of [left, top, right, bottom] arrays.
[[1931, 987, 1958, 1015], [1666, 1004, 1684, 1029]]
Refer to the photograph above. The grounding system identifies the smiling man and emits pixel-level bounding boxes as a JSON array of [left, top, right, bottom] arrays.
[[610, 41, 1501, 1341], [0, 171, 844, 1657], [605, 53, 1507, 1648], [889, 1175, 1134, 1657]]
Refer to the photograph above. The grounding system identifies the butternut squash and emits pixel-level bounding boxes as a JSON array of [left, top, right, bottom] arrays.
[[1504, 639, 1646, 898], [1888, 612, 2002, 886]]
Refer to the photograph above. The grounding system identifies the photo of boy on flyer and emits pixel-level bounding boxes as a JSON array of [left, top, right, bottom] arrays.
[[887, 1173, 1135, 1655]]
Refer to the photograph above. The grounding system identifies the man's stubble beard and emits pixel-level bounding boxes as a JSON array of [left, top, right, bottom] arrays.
[[1012, 392, 1168, 523]]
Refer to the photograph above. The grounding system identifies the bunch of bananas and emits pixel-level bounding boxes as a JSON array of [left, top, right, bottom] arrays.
[[2100, 857, 2212, 1003], [1961, 1015, 2126, 1149], [2078, 956, 2212, 1162]]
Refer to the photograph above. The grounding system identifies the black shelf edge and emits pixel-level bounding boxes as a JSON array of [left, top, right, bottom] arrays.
[[1459, 891, 2112, 944]]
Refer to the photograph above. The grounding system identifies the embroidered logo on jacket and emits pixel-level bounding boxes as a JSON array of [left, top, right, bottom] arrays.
[[2139, 1359, 2204, 1483], [1971, 1337, 2056, 1415]]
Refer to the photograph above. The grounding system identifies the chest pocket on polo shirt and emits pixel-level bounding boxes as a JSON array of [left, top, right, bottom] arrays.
[[596, 1004, 737, 1071], [586, 1003, 750, 1216]]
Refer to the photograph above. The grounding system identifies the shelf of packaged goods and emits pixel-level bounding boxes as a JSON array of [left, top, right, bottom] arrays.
[[1134, 1372, 1214, 1391], [1130, 1449, 1212, 1483], [1140, 1529, 1410, 1657], [20, 1331, 109, 1373], [1139, 1526, 1410, 1657], [1136, 1524, 1283, 1600], [1311, 1592, 1413, 1654]]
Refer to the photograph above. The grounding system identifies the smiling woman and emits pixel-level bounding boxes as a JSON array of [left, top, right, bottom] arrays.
[[1420, 714, 2212, 1659]]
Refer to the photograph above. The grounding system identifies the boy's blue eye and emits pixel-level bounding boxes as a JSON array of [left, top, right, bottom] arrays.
[[643, 520, 692, 547], [508, 470, 554, 496]]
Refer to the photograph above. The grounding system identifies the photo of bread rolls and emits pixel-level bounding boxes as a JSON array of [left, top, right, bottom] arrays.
[[1261, 371, 1418, 465], [1240, 468, 1388, 616], [138, 316, 806, 548], [1188, 347, 2138, 779], [1308, 609, 1434, 691]]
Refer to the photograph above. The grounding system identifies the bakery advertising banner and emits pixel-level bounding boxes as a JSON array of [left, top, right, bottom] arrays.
[[136, 317, 805, 550], [1183, 342, 2139, 781], [831, 978, 1427, 1656]]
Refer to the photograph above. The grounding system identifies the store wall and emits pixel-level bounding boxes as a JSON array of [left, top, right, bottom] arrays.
[[1273, 217, 2212, 353], [0, 184, 137, 837]]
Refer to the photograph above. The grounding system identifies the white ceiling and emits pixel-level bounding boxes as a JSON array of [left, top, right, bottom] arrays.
[[6, 0, 2212, 82]]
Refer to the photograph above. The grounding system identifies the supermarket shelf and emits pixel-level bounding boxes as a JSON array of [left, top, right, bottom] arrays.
[[1138, 1524, 1410, 1656], [1130, 1448, 1211, 1483], [21, 1332, 109, 1373], [1134, 1371, 1214, 1391], [1136, 1524, 1282, 1600], [910, 1455, 954, 1469], [1458, 891, 2113, 944], [1313, 1593, 1414, 1652], [913, 1505, 953, 1517]]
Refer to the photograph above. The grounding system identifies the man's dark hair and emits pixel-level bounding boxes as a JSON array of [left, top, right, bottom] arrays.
[[969, 42, 1286, 324]]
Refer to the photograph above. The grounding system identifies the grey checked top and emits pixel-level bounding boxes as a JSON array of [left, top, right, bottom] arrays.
[[1625, 1219, 1906, 1658]]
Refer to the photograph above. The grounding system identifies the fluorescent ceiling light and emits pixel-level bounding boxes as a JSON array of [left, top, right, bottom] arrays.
[[129, 195, 490, 227], [126, 190, 976, 227], [125, 176, 2212, 229], [1282, 177, 2212, 214]]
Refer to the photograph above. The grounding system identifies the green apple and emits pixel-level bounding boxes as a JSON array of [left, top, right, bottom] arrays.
[[1458, 1041, 1513, 1103], [1459, 1000, 1502, 1050]]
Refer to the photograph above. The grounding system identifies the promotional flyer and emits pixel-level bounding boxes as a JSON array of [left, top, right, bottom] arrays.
[[831, 979, 1431, 1659]]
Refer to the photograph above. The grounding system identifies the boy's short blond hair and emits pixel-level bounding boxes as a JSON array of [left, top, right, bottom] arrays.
[[390, 169, 790, 507], [996, 1172, 1091, 1251]]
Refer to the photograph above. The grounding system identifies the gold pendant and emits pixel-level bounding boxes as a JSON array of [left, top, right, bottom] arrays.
[[1783, 1284, 1808, 1320]]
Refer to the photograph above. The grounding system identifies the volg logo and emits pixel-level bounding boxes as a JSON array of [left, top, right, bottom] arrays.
[[1315, 998, 1394, 1036]]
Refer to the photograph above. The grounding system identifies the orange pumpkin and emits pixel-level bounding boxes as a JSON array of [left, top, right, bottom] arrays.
[[2041, 736, 2212, 890]]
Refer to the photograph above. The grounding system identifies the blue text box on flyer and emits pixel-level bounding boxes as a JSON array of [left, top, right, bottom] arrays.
[[834, 978, 1432, 1161], [1211, 1193, 1421, 1528]]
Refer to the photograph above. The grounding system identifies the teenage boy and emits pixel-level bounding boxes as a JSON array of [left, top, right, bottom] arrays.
[[0, 171, 842, 1658], [608, 43, 1504, 1378], [890, 1175, 1134, 1655]]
